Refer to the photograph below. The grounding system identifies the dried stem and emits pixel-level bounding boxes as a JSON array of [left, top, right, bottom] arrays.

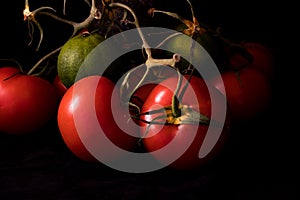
[[27, 47, 62, 76], [24, 0, 101, 76], [110, 2, 182, 105]]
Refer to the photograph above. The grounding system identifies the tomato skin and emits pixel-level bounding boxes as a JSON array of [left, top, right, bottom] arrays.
[[52, 75, 68, 100], [243, 42, 275, 79], [0, 66, 20, 80], [229, 42, 274, 80], [122, 65, 178, 115], [140, 76, 231, 170], [210, 67, 272, 122], [57, 80, 95, 161], [57, 75, 139, 162], [0, 67, 58, 135]]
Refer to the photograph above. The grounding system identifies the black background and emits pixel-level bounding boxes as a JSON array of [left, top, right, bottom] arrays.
[[0, 0, 298, 199]]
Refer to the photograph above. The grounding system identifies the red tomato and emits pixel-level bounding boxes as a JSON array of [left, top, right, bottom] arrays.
[[0, 66, 20, 80], [0, 67, 58, 135], [243, 42, 275, 79], [52, 75, 68, 100], [210, 67, 272, 122], [57, 75, 139, 162], [139, 75, 231, 170], [130, 83, 158, 113], [122, 65, 178, 116], [229, 42, 275, 80]]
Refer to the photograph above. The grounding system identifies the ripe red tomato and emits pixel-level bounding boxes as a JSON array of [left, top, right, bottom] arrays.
[[244, 42, 275, 79], [210, 67, 272, 122], [229, 42, 275, 80], [130, 83, 157, 116], [139, 75, 231, 170], [0, 66, 20, 80], [0, 67, 58, 135], [121, 65, 178, 115], [57, 75, 139, 162]]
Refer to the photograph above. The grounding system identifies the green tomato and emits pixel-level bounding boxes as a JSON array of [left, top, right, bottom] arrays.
[[57, 32, 105, 88], [161, 26, 224, 72]]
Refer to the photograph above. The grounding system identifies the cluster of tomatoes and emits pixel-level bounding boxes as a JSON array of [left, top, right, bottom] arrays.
[[54, 36, 275, 171], [0, 0, 275, 171]]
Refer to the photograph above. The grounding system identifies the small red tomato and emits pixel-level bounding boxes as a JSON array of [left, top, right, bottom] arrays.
[[229, 42, 275, 80], [52, 75, 68, 100], [243, 42, 275, 79], [210, 67, 272, 122], [0, 67, 58, 134]]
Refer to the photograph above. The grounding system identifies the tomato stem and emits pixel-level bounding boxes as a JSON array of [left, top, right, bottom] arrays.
[[148, 0, 201, 38], [27, 46, 62, 76], [172, 70, 183, 118], [23, 0, 103, 76], [109, 2, 152, 59], [111, 2, 183, 107]]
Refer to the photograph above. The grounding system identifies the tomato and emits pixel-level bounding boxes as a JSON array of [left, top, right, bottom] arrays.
[[139, 75, 231, 170], [52, 75, 67, 96], [0, 66, 20, 80], [244, 42, 275, 79], [210, 67, 272, 122], [57, 32, 105, 88], [130, 83, 157, 113], [126, 65, 179, 112], [52, 75, 68, 100], [160, 31, 225, 72], [229, 42, 275, 80], [57, 75, 139, 162], [0, 67, 58, 135]]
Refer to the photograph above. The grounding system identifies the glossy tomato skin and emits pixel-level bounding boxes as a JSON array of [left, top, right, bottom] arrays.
[[122, 65, 178, 117], [210, 67, 272, 122], [140, 75, 231, 170], [57, 75, 139, 162], [0, 66, 20, 80], [0, 67, 58, 135]]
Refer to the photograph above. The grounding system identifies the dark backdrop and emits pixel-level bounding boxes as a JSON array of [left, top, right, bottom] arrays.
[[1, 0, 298, 199]]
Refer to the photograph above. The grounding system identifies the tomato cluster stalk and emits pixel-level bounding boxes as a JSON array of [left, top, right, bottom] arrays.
[[108, 3, 213, 139], [23, 0, 110, 76], [22, 0, 214, 137]]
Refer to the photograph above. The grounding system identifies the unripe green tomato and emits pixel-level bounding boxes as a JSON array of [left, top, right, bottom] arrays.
[[160, 30, 224, 73], [57, 32, 105, 88]]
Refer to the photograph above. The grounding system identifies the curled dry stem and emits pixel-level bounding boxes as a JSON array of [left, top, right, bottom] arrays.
[[27, 47, 62, 76], [23, 0, 101, 76], [148, 0, 202, 37], [23, 4, 56, 51], [110, 3, 182, 105]]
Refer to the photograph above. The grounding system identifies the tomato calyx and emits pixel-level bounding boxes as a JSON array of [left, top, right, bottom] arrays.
[[138, 104, 210, 126], [134, 73, 211, 143], [135, 101, 211, 144]]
